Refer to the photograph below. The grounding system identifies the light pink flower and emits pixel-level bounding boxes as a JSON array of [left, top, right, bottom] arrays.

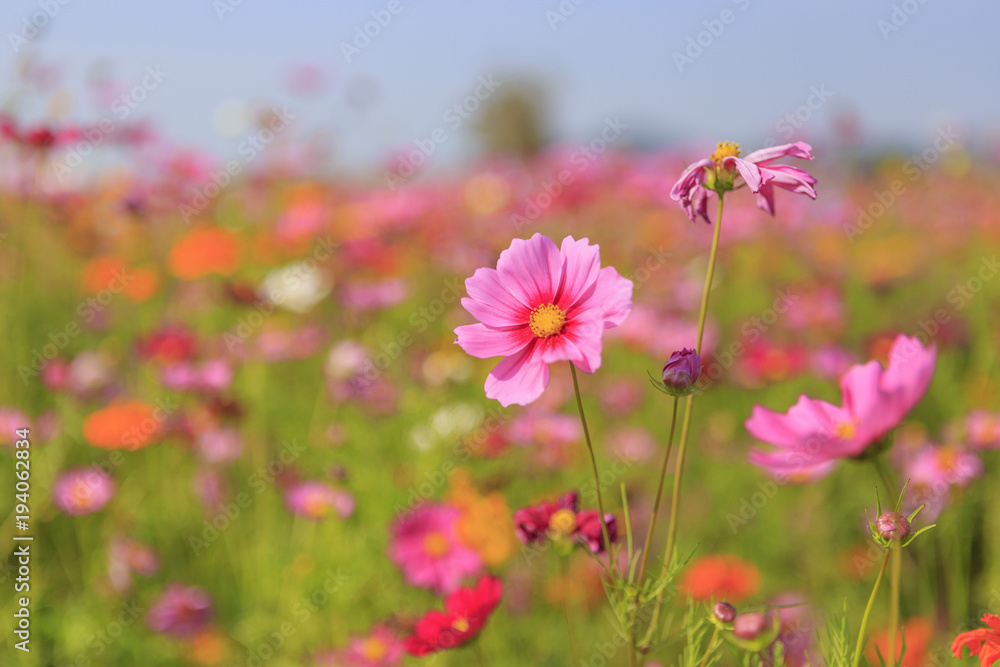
[[904, 444, 983, 521], [671, 141, 817, 223], [746, 335, 936, 479], [146, 584, 213, 638], [455, 234, 632, 407], [284, 481, 355, 520], [342, 624, 406, 666], [389, 504, 482, 595], [53, 468, 116, 515], [965, 411, 1000, 450]]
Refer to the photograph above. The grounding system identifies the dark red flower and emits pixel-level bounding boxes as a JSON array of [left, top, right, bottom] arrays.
[[136, 326, 199, 364], [952, 614, 1000, 667], [513, 490, 616, 554], [574, 509, 617, 554], [404, 576, 503, 656], [513, 491, 578, 545]]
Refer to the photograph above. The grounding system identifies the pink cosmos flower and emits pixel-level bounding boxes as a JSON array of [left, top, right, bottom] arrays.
[[671, 141, 817, 223], [904, 444, 983, 521], [147, 583, 213, 638], [455, 234, 633, 407], [389, 504, 482, 595], [965, 411, 1000, 450], [284, 481, 355, 520], [342, 624, 406, 666], [108, 538, 160, 594], [746, 335, 936, 479], [53, 468, 116, 515]]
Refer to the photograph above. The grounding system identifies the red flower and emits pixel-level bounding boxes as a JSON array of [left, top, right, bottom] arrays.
[[513, 491, 617, 554], [953, 614, 1000, 667], [680, 554, 761, 603], [404, 576, 503, 656]]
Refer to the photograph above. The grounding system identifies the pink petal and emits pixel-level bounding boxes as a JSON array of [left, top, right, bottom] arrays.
[[669, 159, 713, 201], [538, 316, 604, 373], [840, 361, 885, 424], [555, 236, 601, 311], [484, 342, 550, 407], [723, 156, 767, 193], [464, 267, 532, 321], [496, 234, 561, 308], [455, 323, 533, 359], [742, 141, 814, 165], [575, 266, 632, 328]]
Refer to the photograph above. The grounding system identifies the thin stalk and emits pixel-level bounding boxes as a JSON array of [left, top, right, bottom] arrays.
[[888, 544, 902, 666], [699, 626, 721, 667], [852, 550, 891, 667], [560, 557, 580, 665], [873, 456, 898, 500], [570, 363, 613, 563], [643, 194, 725, 646]]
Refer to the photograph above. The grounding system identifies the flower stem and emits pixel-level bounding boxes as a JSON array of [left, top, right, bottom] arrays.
[[699, 626, 721, 667], [570, 362, 612, 563], [888, 544, 902, 666], [873, 456, 898, 500], [852, 549, 891, 667], [560, 557, 581, 665], [643, 194, 725, 647]]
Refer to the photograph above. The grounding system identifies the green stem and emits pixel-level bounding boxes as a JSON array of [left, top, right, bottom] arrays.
[[699, 626, 721, 667], [888, 545, 902, 666], [873, 456, 898, 500], [560, 557, 581, 666], [643, 194, 725, 647], [570, 363, 612, 564], [852, 550, 891, 667]]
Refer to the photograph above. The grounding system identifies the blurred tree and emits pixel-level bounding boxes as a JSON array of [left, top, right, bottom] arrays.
[[471, 79, 549, 158]]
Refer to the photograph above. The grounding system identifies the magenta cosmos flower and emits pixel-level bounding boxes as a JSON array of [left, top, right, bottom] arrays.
[[146, 583, 213, 638], [455, 234, 633, 407], [746, 335, 936, 479], [389, 504, 482, 595], [671, 141, 817, 222]]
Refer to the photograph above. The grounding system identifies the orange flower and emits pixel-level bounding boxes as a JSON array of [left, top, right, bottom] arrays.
[[953, 614, 1000, 667], [868, 617, 933, 667], [124, 264, 160, 303], [446, 469, 516, 567], [168, 227, 242, 280], [83, 400, 162, 450], [680, 554, 761, 603], [82, 256, 127, 294]]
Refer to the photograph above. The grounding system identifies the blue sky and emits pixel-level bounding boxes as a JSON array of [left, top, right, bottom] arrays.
[[1, 0, 996, 174]]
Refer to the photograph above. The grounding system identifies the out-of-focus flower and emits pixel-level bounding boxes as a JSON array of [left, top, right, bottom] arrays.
[[342, 278, 409, 312], [773, 593, 815, 667], [389, 504, 482, 595], [193, 427, 243, 464], [671, 141, 817, 223], [509, 411, 581, 468], [966, 411, 1000, 450], [747, 335, 936, 479], [455, 233, 633, 407], [608, 426, 656, 463], [168, 227, 243, 280], [284, 481, 354, 520], [53, 468, 116, 515], [0, 407, 31, 446], [81, 257, 160, 303], [260, 261, 332, 313], [136, 326, 198, 364], [952, 614, 1000, 667], [147, 584, 213, 638], [869, 617, 934, 667], [680, 554, 761, 603], [161, 359, 233, 394], [108, 538, 160, 593], [83, 400, 162, 450], [513, 490, 617, 555], [342, 624, 405, 666], [446, 470, 516, 567], [404, 576, 503, 656]]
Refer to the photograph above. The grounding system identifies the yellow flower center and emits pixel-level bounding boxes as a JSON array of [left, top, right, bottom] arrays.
[[452, 617, 470, 633], [529, 303, 566, 338], [360, 637, 388, 661], [710, 140, 741, 167], [548, 508, 577, 536], [303, 494, 329, 518], [936, 446, 959, 474], [834, 420, 857, 440], [423, 531, 450, 557]]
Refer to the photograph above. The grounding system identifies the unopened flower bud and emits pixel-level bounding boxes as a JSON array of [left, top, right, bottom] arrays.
[[875, 512, 910, 542], [661, 348, 702, 397], [713, 602, 736, 624], [733, 612, 767, 640]]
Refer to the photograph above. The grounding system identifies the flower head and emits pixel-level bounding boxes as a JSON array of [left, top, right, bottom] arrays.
[[874, 512, 911, 541], [680, 554, 760, 603], [747, 335, 936, 479], [455, 233, 632, 407], [952, 614, 1000, 667], [343, 624, 405, 666], [513, 491, 617, 555], [83, 400, 163, 450], [671, 141, 817, 223], [147, 584, 213, 638], [713, 602, 736, 624], [404, 576, 503, 656], [284, 481, 354, 520], [389, 504, 482, 595], [53, 468, 116, 515], [659, 348, 702, 397]]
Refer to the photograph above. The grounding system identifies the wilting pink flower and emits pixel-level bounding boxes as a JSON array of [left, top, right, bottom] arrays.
[[455, 233, 633, 407], [513, 490, 617, 554], [671, 141, 817, 223], [147, 584, 213, 638], [389, 504, 482, 595], [53, 468, 116, 515], [747, 335, 936, 479], [341, 624, 405, 666], [284, 481, 355, 520]]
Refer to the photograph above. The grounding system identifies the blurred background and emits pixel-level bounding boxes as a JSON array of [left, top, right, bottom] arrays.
[[1, 1, 998, 666]]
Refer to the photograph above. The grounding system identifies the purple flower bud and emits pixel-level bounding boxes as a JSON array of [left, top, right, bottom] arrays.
[[661, 348, 702, 397], [713, 602, 736, 624], [875, 512, 911, 541], [733, 611, 767, 640]]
